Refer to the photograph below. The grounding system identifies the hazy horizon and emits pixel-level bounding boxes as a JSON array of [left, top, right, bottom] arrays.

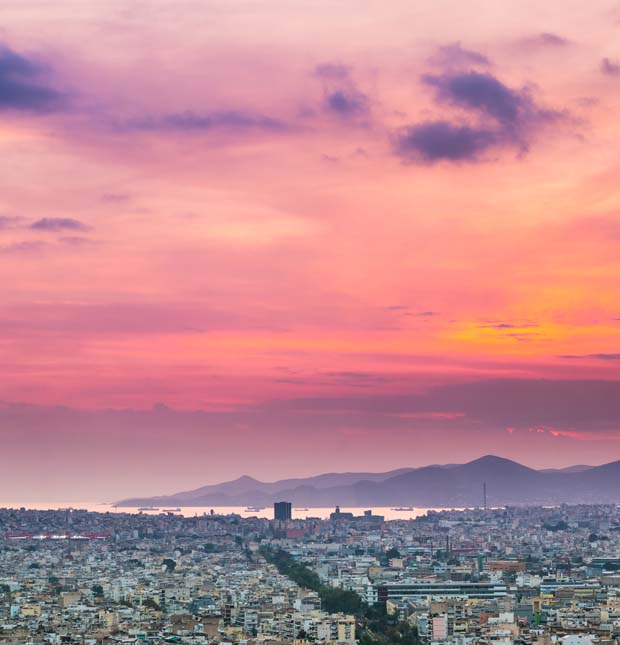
[[0, 450, 614, 504]]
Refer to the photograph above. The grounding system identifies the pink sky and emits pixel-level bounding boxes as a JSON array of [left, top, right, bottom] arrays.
[[1, 1, 620, 500]]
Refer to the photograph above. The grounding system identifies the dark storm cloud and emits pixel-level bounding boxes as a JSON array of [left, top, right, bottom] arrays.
[[0, 44, 64, 112], [30, 217, 90, 232]]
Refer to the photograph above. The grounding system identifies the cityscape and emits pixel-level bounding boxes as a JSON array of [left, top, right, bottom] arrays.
[[3, 0, 620, 644], [2, 502, 620, 644]]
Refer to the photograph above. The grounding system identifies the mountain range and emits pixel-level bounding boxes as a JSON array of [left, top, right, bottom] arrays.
[[116, 455, 620, 508]]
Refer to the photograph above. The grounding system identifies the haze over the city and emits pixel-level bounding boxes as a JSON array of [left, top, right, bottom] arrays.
[[2, 1, 620, 501]]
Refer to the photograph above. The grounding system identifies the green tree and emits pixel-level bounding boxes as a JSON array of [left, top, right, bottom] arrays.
[[144, 597, 161, 611], [162, 558, 176, 572]]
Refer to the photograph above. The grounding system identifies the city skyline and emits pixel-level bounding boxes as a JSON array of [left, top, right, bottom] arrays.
[[2, 1, 620, 500]]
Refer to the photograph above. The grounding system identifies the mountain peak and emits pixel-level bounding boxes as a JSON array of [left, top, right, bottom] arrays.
[[235, 475, 261, 483], [116, 456, 620, 507], [466, 455, 519, 466]]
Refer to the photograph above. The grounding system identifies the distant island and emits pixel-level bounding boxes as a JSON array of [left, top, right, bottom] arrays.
[[116, 455, 620, 508]]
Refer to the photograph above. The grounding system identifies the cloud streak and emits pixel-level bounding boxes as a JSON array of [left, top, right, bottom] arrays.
[[125, 110, 290, 133], [30, 218, 91, 232]]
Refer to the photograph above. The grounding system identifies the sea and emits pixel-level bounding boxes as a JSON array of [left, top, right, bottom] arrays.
[[0, 502, 462, 521]]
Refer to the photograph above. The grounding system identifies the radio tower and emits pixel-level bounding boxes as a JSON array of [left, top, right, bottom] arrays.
[[483, 482, 488, 511]]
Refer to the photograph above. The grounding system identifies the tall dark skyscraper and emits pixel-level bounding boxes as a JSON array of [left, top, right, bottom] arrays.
[[274, 501, 292, 521]]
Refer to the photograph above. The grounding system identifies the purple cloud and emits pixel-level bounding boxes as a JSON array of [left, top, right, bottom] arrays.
[[60, 236, 97, 247], [0, 215, 24, 229], [0, 241, 47, 254], [101, 193, 131, 203], [264, 378, 620, 432], [0, 44, 64, 112], [423, 71, 531, 128], [126, 110, 289, 132], [430, 42, 490, 67], [601, 58, 620, 76], [314, 62, 370, 119], [521, 32, 570, 48], [537, 32, 569, 46], [561, 353, 620, 361], [325, 89, 369, 116], [314, 63, 351, 80], [395, 70, 565, 163], [394, 120, 497, 162], [30, 217, 90, 232]]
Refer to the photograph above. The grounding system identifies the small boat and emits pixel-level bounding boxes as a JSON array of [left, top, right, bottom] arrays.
[[295, 508, 309, 511], [245, 506, 264, 512], [391, 506, 414, 511], [162, 508, 181, 512], [137, 507, 159, 511]]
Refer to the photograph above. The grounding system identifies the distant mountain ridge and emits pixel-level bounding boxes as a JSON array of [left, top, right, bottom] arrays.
[[116, 455, 620, 508]]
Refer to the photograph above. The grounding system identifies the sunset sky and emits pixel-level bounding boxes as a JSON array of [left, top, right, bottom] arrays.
[[2, 1, 620, 501]]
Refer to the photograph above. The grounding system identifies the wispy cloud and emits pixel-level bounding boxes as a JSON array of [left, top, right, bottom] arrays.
[[429, 42, 490, 68], [0, 241, 47, 254], [560, 353, 620, 361], [518, 32, 571, 48], [314, 62, 369, 119], [124, 110, 290, 133], [601, 57, 620, 76], [0, 215, 25, 229]]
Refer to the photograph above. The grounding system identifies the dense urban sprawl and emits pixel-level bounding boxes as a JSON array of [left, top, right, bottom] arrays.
[[1, 505, 620, 644]]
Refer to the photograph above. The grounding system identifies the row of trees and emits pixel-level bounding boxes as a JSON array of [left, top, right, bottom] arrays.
[[261, 547, 363, 614], [260, 547, 419, 645]]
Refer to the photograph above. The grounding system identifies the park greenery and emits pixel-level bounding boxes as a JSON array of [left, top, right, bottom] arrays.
[[260, 547, 419, 645]]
